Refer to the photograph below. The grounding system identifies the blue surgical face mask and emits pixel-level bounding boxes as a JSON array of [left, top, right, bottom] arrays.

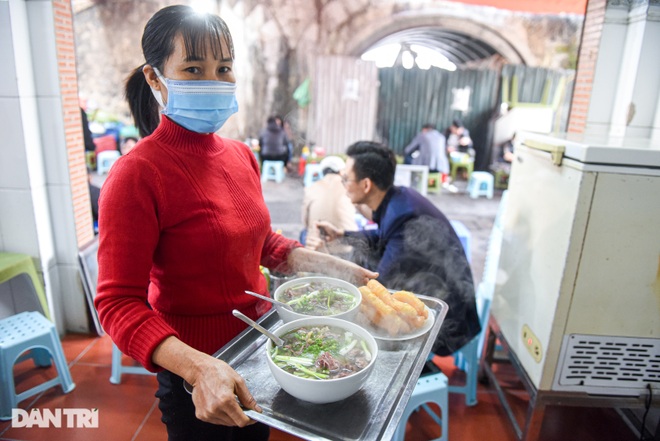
[[150, 67, 238, 134]]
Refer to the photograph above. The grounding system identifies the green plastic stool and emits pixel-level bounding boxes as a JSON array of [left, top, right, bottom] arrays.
[[449, 152, 474, 182], [427, 172, 442, 194], [0, 253, 49, 319]]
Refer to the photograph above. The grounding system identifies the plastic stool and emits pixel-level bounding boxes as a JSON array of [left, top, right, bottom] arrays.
[[261, 160, 285, 183], [450, 152, 474, 182], [0, 252, 49, 319], [393, 372, 448, 441], [428, 172, 442, 194], [110, 343, 155, 384], [0, 312, 75, 420], [96, 150, 121, 175], [303, 163, 323, 187], [467, 171, 494, 199]]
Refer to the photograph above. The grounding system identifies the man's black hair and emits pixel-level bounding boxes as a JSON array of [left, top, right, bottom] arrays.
[[346, 141, 397, 191]]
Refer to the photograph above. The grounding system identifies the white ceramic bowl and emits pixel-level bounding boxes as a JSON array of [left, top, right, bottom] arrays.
[[265, 317, 378, 404], [273, 276, 361, 323]]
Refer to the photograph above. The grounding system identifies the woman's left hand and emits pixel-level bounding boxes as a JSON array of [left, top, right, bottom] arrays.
[[287, 247, 378, 286]]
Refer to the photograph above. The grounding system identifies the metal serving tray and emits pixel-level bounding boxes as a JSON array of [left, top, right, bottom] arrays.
[[204, 295, 448, 441]]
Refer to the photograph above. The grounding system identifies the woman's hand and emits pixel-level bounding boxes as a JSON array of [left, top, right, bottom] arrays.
[[288, 247, 378, 286], [190, 357, 261, 426], [152, 337, 261, 427]]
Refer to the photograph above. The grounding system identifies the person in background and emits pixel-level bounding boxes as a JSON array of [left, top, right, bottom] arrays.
[[274, 115, 295, 169], [302, 156, 357, 258], [445, 119, 475, 158], [258, 116, 290, 169], [87, 166, 100, 233], [403, 123, 449, 176], [94, 6, 377, 441], [316, 141, 480, 356], [120, 136, 138, 155], [81, 107, 96, 152]]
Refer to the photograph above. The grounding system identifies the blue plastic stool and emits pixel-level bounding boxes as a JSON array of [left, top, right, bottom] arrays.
[[0, 312, 75, 420], [393, 372, 448, 441], [467, 171, 494, 199], [303, 163, 324, 187], [261, 160, 285, 183], [96, 150, 121, 174], [110, 343, 155, 384], [449, 282, 494, 406]]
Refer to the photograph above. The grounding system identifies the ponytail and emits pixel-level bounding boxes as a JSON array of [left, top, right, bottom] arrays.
[[125, 65, 160, 138]]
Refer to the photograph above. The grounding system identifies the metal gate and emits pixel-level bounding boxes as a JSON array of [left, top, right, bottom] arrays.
[[309, 56, 379, 155], [376, 67, 500, 170]]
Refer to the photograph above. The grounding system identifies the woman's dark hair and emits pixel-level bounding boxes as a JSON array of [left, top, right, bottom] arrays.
[[125, 5, 234, 137], [346, 141, 397, 191]]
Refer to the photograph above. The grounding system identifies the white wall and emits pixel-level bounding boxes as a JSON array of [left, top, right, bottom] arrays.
[[586, 2, 660, 139], [0, 0, 89, 334]]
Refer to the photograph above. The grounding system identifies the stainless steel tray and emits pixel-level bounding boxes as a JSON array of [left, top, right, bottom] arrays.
[[208, 295, 448, 441]]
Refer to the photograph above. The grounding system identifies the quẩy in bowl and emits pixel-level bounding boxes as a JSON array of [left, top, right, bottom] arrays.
[[265, 316, 378, 404], [273, 276, 361, 322]]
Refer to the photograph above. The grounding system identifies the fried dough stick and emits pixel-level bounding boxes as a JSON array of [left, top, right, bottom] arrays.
[[393, 290, 428, 319], [366, 280, 425, 329], [359, 286, 410, 336]]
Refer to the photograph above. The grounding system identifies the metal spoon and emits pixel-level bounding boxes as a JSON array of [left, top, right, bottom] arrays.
[[244, 290, 293, 311], [232, 310, 284, 347]]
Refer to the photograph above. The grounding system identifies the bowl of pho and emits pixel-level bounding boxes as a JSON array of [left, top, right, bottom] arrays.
[[266, 317, 378, 403], [274, 276, 361, 322]]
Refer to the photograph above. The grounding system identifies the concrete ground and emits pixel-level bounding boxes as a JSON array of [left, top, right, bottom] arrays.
[[262, 171, 504, 286]]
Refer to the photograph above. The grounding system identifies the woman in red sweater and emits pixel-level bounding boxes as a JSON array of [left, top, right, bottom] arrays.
[[94, 6, 376, 440]]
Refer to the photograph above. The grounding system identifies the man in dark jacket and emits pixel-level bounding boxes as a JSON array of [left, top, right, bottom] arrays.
[[258, 116, 290, 168], [317, 141, 481, 355]]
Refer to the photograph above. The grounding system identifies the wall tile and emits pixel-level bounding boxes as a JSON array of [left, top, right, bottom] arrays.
[[7, 0, 36, 98], [0, 188, 39, 254], [0, 2, 19, 98], [47, 183, 79, 265], [26, 0, 59, 97], [0, 97, 29, 189], [20, 95, 47, 188], [38, 96, 69, 185]]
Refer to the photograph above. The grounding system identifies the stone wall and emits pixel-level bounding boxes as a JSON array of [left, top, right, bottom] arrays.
[[73, 0, 583, 143]]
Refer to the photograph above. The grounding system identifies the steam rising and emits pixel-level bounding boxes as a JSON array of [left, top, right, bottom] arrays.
[[349, 215, 481, 355]]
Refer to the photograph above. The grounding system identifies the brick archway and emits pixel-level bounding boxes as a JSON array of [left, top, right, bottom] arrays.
[[345, 14, 531, 66]]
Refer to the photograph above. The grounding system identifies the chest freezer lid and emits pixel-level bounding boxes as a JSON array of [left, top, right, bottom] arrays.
[[519, 132, 660, 168]]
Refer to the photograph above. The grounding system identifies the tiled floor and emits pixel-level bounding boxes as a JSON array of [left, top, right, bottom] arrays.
[[0, 333, 642, 441]]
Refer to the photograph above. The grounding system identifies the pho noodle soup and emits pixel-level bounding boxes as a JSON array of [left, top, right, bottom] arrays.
[[277, 281, 358, 316], [271, 325, 372, 380]]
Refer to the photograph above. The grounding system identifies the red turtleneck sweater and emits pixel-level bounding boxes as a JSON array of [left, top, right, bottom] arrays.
[[95, 117, 299, 371]]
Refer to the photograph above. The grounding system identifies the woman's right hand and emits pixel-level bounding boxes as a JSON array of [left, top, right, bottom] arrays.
[[152, 336, 260, 427], [190, 356, 261, 427], [315, 220, 342, 241]]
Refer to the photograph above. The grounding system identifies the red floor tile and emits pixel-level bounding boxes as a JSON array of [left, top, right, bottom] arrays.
[[0, 334, 645, 441]]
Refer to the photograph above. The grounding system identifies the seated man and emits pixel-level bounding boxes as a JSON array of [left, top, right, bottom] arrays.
[[317, 141, 481, 355], [301, 156, 357, 258], [403, 123, 449, 175], [445, 119, 475, 159]]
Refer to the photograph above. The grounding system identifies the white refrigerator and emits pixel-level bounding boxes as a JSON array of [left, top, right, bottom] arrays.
[[491, 132, 660, 396]]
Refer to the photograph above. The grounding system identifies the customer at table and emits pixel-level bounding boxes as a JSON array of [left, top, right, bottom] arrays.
[[403, 123, 448, 175], [445, 119, 475, 158], [94, 6, 377, 441], [258, 115, 290, 169], [301, 155, 357, 258], [316, 141, 480, 355]]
